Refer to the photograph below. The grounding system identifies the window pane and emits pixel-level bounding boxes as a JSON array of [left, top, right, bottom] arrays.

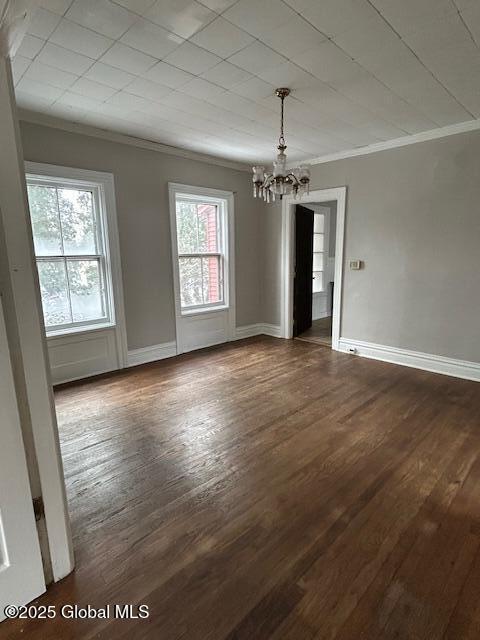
[[176, 202, 198, 253], [197, 204, 218, 252], [179, 257, 203, 307], [314, 214, 324, 233], [313, 271, 324, 293], [176, 201, 219, 254], [67, 259, 106, 322], [313, 252, 324, 271], [58, 188, 97, 255], [202, 256, 222, 304], [37, 260, 71, 327], [313, 233, 324, 252], [27, 185, 63, 256]]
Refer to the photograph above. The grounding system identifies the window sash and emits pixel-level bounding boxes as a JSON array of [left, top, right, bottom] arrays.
[[35, 256, 109, 332], [35, 247, 101, 259], [178, 254, 225, 309], [175, 200, 220, 255], [178, 252, 221, 259]]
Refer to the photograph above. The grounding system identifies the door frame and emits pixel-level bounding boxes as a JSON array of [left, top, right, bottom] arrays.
[[168, 183, 236, 354], [281, 187, 347, 349], [0, 294, 46, 619], [0, 55, 73, 585]]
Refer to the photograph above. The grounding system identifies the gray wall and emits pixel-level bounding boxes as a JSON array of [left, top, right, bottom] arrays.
[[20, 121, 264, 350], [259, 202, 282, 328], [20, 122, 480, 362], [263, 130, 480, 362]]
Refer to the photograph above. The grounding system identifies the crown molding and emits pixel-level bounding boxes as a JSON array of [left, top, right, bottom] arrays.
[[307, 118, 480, 165], [18, 110, 480, 174], [18, 109, 252, 173]]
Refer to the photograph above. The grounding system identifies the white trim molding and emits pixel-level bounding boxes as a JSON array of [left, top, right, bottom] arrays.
[[308, 118, 480, 166], [281, 187, 346, 350], [0, 56, 73, 584], [338, 338, 480, 383], [235, 323, 282, 339], [19, 110, 251, 173], [127, 341, 177, 367]]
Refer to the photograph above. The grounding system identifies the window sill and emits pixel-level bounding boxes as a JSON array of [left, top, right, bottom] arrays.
[[181, 305, 229, 317], [46, 322, 116, 340]]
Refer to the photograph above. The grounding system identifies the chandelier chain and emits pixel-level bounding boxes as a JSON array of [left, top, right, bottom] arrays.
[[279, 94, 285, 148]]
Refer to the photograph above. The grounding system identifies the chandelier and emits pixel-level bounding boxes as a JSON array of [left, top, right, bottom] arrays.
[[252, 88, 310, 203]]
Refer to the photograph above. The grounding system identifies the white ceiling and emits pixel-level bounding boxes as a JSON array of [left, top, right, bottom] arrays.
[[12, 0, 480, 164]]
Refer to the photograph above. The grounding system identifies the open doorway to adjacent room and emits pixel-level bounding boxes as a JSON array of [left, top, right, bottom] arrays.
[[294, 201, 337, 347], [280, 186, 346, 350]]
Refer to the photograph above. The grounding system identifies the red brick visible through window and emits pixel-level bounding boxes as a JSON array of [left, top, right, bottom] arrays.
[[198, 204, 219, 303]]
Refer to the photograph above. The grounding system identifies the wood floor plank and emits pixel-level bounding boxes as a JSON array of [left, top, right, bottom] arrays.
[[2, 337, 480, 640], [332, 418, 480, 640]]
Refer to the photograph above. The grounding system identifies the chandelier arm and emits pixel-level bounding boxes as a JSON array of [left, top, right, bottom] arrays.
[[286, 173, 300, 185]]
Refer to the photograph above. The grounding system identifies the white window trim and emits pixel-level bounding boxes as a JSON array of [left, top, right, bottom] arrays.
[[173, 190, 229, 314], [25, 161, 128, 367], [168, 183, 236, 350]]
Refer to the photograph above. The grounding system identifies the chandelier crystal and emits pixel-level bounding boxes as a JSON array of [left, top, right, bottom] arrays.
[[252, 88, 310, 203]]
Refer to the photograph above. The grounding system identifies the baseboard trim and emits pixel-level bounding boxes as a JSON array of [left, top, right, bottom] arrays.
[[53, 366, 119, 386], [127, 341, 177, 367], [338, 338, 480, 382], [235, 323, 283, 340]]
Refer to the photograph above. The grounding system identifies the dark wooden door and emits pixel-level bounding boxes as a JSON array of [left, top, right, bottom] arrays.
[[293, 205, 314, 337]]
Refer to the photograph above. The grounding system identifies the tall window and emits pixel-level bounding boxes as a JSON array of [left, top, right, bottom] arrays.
[[26, 176, 113, 335], [313, 213, 325, 293], [175, 195, 226, 311]]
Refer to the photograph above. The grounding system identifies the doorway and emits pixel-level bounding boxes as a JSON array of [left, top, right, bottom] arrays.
[[280, 187, 346, 349], [293, 202, 337, 347]]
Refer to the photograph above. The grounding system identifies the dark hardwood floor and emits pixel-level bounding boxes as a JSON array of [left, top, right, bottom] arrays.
[[3, 336, 480, 640], [297, 316, 332, 347]]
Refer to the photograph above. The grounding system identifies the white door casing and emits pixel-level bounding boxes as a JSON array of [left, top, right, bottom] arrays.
[[0, 296, 45, 621], [0, 56, 73, 582], [281, 187, 347, 349], [169, 183, 236, 354]]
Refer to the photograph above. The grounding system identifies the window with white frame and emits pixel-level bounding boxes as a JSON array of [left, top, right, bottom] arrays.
[[313, 213, 325, 293], [174, 193, 227, 311], [26, 175, 114, 335]]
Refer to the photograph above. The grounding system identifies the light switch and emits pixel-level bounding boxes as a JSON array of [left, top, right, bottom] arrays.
[[349, 260, 363, 270]]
